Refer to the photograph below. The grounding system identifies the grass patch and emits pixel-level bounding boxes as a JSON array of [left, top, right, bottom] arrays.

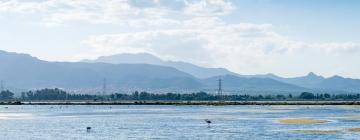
[[347, 128, 360, 132], [290, 130, 339, 134], [279, 119, 329, 124]]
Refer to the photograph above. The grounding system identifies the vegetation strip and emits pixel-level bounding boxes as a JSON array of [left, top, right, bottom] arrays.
[[290, 130, 339, 133], [347, 128, 360, 132], [2, 88, 360, 105], [2, 101, 360, 105], [2, 88, 360, 101]]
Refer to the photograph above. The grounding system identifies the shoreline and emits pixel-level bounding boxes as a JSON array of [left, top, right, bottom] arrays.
[[2, 101, 360, 105]]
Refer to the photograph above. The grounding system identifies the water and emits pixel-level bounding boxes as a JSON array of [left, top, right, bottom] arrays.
[[1, 105, 360, 140]]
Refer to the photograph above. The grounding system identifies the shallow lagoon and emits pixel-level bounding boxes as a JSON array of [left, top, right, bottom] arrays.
[[1, 105, 360, 140]]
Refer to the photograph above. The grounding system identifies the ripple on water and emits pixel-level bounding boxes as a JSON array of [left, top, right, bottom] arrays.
[[219, 109, 294, 113], [0, 113, 33, 120]]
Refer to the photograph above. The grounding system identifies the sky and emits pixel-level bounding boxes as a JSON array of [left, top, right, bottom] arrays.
[[0, 0, 360, 78]]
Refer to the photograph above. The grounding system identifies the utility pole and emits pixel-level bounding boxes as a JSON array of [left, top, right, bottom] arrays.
[[102, 78, 107, 101]]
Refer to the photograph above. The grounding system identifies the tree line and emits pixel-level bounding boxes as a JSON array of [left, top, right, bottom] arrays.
[[1, 88, 360, 101], [110, 91, 360, 101]]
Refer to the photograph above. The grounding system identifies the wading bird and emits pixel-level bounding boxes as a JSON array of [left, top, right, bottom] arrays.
[[205, 119, 212, 127], [87, 127, 91, 132]]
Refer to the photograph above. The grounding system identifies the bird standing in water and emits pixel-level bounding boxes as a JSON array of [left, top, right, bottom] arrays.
[[86, 127, 91, 132], [205, 119, 212, 127]]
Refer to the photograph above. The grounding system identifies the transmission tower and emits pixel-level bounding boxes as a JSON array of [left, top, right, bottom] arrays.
[[217, 76, 223, 96]]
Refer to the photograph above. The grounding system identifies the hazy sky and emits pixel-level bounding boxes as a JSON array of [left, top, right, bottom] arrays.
[[1, 0, 360, 78]]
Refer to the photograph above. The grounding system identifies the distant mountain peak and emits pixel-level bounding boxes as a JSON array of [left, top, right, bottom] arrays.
[[307, 72, 317, 77], [265, 73, 279, 78], [86, 53, 238, 78], [0, 50, 41, 62], [266, 73, 276, 76], [98, 52, 158, 59], [329, 75, 344, 79], [85, 53, 163, 65], [305, 72, 324, 79]]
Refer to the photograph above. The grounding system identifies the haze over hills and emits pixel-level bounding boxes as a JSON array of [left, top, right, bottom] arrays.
[[0, 50, 201, 93], [0, 50, 309, 94], [83, 53, 164, 65], [1, 50, 360, 94], [84, 53, 238, 79], [201, 75, 307, 94], [241, 72, 325, 89], [249, 72, 360, 93], [86, 53, 360, 93]]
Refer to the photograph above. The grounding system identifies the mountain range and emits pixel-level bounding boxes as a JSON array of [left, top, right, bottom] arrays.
[[85, 53, 360, 93], [83, 53, 237, 79], [1, 50, 360, 94]]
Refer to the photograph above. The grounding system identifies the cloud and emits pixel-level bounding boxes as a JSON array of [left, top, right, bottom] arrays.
[[0, 0, 234, 27], [80, 14, 360, 76], [2, 0, 360, 77], [184, 0, 234, 16], [81, 29, 210, 63], [314, 42, 360, 56], [80, 17, 301, 66], [0, 0, 168, 26]]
